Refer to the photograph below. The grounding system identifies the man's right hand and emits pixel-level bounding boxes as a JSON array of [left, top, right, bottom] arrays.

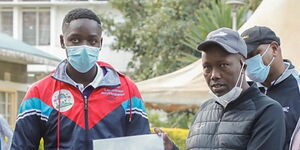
[[154, 128, 178, 150]]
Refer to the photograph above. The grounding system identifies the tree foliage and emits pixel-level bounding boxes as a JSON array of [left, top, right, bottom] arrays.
[[148, 110, 195, 129], [182, 0, 248, 51], [101, 0, 260, 81], [101, 0, 206, 81], [247, 0, 263, 10]]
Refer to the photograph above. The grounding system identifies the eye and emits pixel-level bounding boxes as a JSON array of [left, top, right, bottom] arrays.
[[71, 38, 79, 43], [203, 65, 211, 73], [219, 63, 228, 68], [89, 39, 98, 45]]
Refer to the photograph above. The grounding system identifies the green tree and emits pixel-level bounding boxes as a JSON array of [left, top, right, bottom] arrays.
[[182, 0, 248, 51], [101, 0, 207, 81], [148, 110, 195, 129], [247, 0, 262, 10]]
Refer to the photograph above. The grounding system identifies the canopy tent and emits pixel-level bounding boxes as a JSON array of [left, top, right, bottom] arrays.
[[137, 60, 211, 111], [137, 0, 300, 111]]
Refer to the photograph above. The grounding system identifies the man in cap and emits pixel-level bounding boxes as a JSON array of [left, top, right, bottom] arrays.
[[156, 27, 286, 150], [242, 26, 300, 150]]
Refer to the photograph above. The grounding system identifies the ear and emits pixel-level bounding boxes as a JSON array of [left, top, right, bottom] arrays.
[[239, 58, 247, 71], [60, 35, 66, 49], [100, 37, 103, 50], [270, 41, 280, 57], [243, 63, 247, 71]]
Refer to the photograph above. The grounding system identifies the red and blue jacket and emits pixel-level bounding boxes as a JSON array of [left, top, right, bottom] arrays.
[[11, 60, 150, 150]]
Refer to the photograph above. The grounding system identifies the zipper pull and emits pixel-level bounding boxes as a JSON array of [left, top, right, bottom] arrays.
[[84, 96, 88, 111]]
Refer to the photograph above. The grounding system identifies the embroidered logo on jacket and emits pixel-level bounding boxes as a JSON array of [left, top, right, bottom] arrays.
[[282, 106, 290, 112], [52, 89, 74, 112], [101, 89, 125, 97]]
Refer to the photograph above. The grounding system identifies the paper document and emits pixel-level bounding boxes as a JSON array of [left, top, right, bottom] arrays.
[[93, 134, 164, 150]]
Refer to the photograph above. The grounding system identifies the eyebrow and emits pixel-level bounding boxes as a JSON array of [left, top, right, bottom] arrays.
[[67, 33, 100, 38]]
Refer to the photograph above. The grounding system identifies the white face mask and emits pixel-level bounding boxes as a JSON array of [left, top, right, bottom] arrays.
[[210, 62, 245, 107]]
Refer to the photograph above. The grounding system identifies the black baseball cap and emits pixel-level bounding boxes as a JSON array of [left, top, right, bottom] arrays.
[[241, 26, 281, 54], [197, 27, 247, 58]]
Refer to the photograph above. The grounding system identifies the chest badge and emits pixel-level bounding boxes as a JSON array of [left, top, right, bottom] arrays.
[[52, 89, 74, 112]]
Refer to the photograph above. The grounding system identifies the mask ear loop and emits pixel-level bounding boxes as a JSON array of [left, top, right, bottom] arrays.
[[267, 57, 275, 67], [261, 44, 275, 67], [261, 44, 271, 57], [235, 62, 246, 88]]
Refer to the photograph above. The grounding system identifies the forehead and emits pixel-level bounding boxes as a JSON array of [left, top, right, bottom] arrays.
[[64, 18, 101, 36], [202, 45, 238, 63]]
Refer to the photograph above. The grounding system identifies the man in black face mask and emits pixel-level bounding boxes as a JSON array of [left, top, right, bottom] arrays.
[[156, 28, 286, 150]]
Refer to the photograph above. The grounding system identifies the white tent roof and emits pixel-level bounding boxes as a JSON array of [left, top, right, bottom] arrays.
[[137, 60, 211, 111], [138, 0, 300, 110]]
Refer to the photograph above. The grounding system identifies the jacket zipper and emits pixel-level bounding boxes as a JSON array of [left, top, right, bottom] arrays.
[[83, 95, 89, 149], [84, 95, 89, 129]]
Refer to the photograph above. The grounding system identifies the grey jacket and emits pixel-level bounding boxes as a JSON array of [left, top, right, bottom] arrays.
[[186, 84, 286, 150], [0, 115, 12, 150], [290, 118, 300, 150]]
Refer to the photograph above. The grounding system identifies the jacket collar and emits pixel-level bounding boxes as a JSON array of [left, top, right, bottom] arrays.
[[51, 59, 120, 89]]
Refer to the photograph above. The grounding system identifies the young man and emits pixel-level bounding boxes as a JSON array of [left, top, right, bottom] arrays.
[[157, 28, 286, 150], [242, 26, 300, 150], [11, 8, 150, 150]]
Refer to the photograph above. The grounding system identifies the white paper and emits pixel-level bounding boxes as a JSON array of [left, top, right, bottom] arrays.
[[93, 134, 164, 150]]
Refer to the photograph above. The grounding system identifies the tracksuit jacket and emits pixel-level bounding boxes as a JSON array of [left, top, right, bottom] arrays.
[[11, 60, 150, 150]]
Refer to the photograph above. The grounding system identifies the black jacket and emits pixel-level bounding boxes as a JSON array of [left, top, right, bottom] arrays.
[[256, 61, 300, 150], [186, 84, 286, 150]]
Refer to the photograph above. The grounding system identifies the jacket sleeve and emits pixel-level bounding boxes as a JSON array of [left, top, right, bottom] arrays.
[[290, 117, 300, 150], [11, 86, 49, 150], [247, 102, 286, 150], [122, 79, 150, 136]]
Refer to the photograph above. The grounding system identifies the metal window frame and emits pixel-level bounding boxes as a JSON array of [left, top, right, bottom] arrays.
[[22, 7, 50, 46], [0, 88, 17, 126]]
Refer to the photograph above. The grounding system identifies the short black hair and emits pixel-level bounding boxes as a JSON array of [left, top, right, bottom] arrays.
[[62, 8, 102, 33]]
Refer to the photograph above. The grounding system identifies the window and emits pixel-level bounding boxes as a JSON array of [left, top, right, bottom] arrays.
[[23, 8, 50, 45], [54, 0, 89, 1], [0, 90, 20, 126], [21, 0, 50, 1], [0, 91, 15, 126], [0, 8, 13, 36]]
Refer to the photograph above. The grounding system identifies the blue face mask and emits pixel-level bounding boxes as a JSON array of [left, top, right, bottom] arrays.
[[66, 45, 100, 73], [245, 44, 274, 82]]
